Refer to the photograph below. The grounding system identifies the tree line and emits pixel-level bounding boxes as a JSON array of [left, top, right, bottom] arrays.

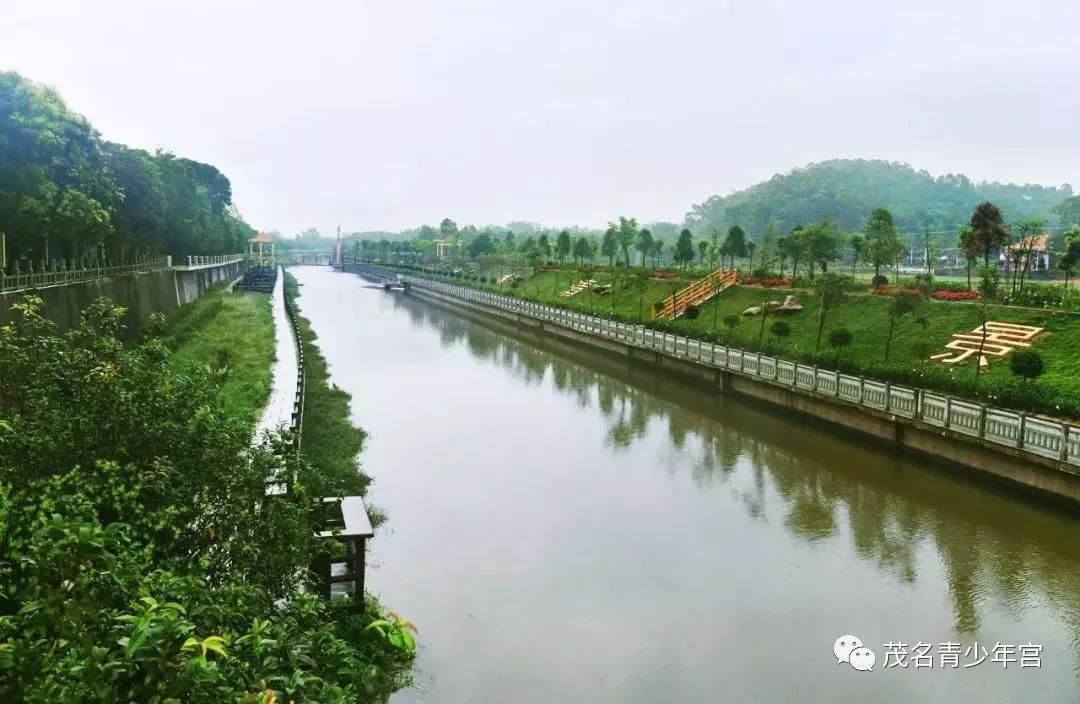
[[0, 72, 255, 268], [684, 158, 1075, 240]]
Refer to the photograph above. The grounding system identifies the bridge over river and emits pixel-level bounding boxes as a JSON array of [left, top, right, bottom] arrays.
[[292, 266, 1080, 704]]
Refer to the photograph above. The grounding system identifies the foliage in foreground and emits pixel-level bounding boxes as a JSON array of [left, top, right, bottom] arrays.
[[0, 297, 413, 702]]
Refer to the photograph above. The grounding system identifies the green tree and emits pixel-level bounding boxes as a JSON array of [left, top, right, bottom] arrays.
[[721, 225, 748, 270], [746, 241, 757, 273], [865, 208, 903, 279], [1058, 226, 1080, 293], [601, 226, 618, 266], [883, 291, 919, 362], [537, 233, 552, 260], [958, 225, 978, 290], [555, 229, 572, 263], [1011, 219, 1045, 293], [615, 216, 640, 268], [572, 236, 591, 265], [698, 240, 710, 268], [813, 273, 846, 354], [466, 232, 495, 259], [650, 238, 665, 267], [635, 228, 654, 267], [848, 234, 865, 276], [802, 220, 843, 276], [1053, 195, 1080, 225], [439, 217, 458, 238], [970, 202, 1010, 272], [783, 227, 808, 279], [674, 229, 696, 268], [633, 268, 652, 321]]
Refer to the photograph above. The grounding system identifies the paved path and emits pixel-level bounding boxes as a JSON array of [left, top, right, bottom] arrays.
[[254, 267, 298, 441]]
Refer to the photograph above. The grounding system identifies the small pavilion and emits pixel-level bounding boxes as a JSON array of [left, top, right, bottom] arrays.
[[248, 232, 275, 261], [435, 238, 455, 260]]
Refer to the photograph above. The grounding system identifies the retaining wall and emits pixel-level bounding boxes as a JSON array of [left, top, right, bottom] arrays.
[[0, 260, 247, 332]]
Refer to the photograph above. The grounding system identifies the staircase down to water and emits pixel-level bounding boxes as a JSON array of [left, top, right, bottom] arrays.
[[653, 268, 737, 320]]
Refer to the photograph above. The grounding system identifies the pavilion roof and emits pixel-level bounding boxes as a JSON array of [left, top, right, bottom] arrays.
[[249, 232, 274, 244]]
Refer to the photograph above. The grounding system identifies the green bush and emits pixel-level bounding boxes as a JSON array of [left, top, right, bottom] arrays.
[[1010, 349, 1046, 381], [871, 274, 888, 287], [0, 297, 414, 702]]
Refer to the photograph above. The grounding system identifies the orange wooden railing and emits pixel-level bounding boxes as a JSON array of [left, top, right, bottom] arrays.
[[652, 268, 737, 320]]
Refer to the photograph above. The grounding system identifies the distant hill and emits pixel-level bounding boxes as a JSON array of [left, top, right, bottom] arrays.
[[685, 159, 1073, 243]]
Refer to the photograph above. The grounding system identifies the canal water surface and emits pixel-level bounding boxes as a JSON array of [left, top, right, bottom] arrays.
[[291, 267, 1080, 703]]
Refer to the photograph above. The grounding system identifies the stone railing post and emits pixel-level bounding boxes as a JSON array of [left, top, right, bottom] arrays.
[[1017, 414, 1026, 450]]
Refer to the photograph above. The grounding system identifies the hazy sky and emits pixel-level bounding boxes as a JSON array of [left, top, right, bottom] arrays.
[[2, 0, 1078, 235]]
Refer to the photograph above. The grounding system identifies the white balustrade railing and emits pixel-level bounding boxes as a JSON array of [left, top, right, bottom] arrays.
[[388, 269, 1080, 469], [1, 256, 170, 293], [0, 253, 244, 293]]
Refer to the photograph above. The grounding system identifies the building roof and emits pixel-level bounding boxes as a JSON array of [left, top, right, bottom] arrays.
[[1007, 235, 1051, 252], [249, 231, 274, 244]]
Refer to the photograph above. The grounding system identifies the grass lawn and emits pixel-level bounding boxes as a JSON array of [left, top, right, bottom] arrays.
[[399, 262, 1080, 417], [167, 287, 275, 429]]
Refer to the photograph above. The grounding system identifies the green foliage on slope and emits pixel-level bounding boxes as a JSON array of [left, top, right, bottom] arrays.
[[0, 71, 255, 264], [685, 159, 1073, 239]]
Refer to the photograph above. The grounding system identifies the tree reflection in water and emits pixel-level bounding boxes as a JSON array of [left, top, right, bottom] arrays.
[[393, 295, 1080, 644]]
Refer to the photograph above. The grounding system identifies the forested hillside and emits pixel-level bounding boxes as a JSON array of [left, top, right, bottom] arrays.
[[685, 159, 1073, 240], [0, 72, 253, 264]]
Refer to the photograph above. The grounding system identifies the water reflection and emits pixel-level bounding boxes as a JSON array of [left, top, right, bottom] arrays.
[[391, 293, 1080, 646]]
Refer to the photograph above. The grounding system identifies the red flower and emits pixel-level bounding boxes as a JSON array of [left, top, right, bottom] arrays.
[[931, 290, 978, 301]]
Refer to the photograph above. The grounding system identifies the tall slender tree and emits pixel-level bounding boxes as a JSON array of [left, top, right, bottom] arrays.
[[865, 208, 903, 280]]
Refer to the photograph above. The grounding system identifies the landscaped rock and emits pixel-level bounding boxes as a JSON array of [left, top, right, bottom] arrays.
[[776, 295, 803, 313], [743, 306, 762, 316]]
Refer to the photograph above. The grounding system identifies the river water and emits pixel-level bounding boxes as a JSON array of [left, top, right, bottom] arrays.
[[290, 267, 1080, 703]]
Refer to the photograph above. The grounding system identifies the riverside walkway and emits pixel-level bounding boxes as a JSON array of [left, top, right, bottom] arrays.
[[255, 267, 299, 439]]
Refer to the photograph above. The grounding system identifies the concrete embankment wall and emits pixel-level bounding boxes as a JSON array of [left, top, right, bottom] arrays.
[[0, 260, 247, 332], [406, 284, 1080, 508]]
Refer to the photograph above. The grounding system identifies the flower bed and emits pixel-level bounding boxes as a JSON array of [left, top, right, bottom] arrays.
[[651, 270, 679, 279], [741, 276, 793, 288], [932, 290, 979, 301]]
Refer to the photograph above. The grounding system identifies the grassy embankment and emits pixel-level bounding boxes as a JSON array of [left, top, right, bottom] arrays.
[[165, 284, 275, 428], [382, 261, 1080, 418], [283, 272, 373, 501]]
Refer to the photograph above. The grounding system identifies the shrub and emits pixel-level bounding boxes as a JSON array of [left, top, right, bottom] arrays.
[[827, 328, 854, 352], [723, 314, 740, 329], [1010, 349, 1046, 381], [871, 274, 888, 287], [770, 321, 791, 339], [684, 304, 700, 321]]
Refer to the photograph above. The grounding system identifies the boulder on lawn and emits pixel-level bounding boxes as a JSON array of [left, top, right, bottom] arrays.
[[776, 295, 803, 313], [742, 306, 762, 316]]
